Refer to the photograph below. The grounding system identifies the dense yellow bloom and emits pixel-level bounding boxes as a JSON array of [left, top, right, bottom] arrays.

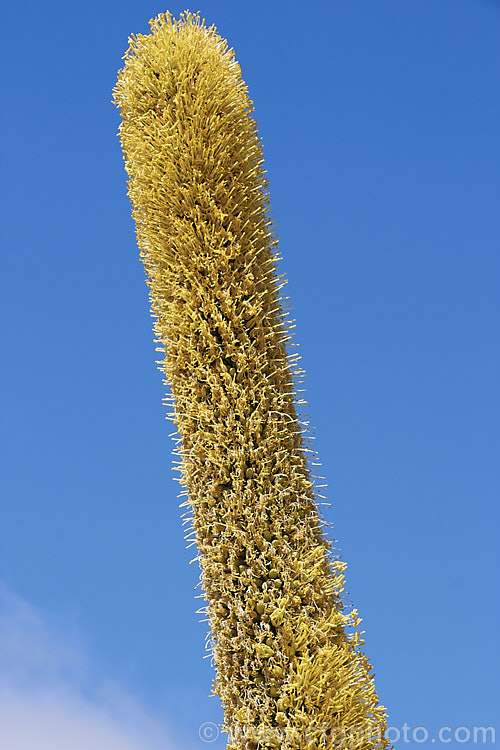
[[114, 11, 391, 749]]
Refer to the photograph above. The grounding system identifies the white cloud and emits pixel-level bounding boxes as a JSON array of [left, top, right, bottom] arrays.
[[0, 585, 179, 750]]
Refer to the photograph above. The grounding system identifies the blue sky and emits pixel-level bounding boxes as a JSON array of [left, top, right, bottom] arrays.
[[0, 1, 499, 747]]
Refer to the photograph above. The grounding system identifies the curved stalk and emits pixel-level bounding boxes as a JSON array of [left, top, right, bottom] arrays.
[[114, 11, 390, 749]]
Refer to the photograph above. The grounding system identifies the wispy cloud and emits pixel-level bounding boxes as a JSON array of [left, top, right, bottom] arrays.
[[0, 585, 178, 750]]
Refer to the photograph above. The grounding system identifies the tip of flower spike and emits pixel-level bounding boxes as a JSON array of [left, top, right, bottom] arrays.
[[148, 9, 213, 38]]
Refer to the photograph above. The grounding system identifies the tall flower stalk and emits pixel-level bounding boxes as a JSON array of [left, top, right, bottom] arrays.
[[114, 11, 390, 749]]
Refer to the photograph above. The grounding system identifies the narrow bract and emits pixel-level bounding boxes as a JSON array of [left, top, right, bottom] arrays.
[[114, 11, 390, 749]]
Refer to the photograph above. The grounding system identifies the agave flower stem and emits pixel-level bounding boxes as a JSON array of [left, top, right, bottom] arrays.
[[114, 11, 390, 750]]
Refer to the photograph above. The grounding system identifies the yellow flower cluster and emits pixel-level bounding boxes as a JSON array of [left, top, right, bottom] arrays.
[[114, 11, 391, 749]]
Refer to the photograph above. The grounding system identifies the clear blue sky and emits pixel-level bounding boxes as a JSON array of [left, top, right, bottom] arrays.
[[1, 1, 499, 748]]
